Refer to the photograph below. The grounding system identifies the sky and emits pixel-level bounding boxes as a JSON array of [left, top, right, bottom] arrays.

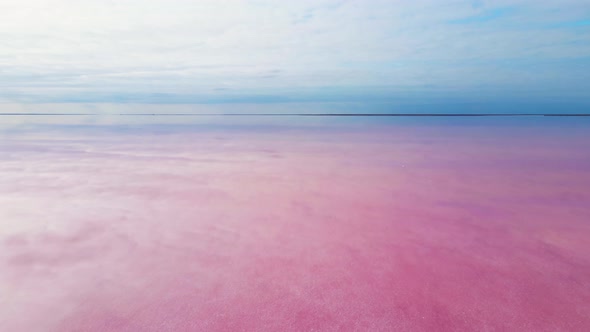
[[0, 0, 589, 113]]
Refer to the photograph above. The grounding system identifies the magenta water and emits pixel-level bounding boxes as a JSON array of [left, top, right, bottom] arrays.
[[1, 116, 589, 331]]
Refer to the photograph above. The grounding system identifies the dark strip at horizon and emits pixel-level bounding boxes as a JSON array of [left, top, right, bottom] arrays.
[[0, 113, 590, 117]]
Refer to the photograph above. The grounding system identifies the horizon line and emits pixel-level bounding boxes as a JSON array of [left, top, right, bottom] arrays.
[[0, 113, 589, 117]]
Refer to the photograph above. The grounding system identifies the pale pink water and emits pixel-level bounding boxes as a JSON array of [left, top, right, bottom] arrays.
[[1, 119, 589, 331]]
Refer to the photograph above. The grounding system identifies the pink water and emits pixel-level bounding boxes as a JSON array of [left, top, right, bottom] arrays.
[[1, 118, 589, 331]]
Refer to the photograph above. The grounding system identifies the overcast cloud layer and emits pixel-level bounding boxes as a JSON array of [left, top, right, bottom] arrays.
[[0, 0, 589, 108]]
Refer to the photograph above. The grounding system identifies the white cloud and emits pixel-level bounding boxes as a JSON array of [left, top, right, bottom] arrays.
[[0, 0, 589, 103]]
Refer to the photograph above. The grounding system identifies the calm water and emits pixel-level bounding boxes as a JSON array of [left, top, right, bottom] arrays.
[[1, 115, 590, 331]]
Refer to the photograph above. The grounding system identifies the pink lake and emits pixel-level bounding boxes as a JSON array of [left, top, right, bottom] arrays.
[[1, 116, 589, 331]]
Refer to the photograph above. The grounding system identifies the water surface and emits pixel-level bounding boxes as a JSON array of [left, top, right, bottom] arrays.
[[1, 115, 589, 331]]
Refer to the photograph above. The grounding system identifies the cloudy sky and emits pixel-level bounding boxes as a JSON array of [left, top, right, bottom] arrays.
[[0, 0, 589, 111]]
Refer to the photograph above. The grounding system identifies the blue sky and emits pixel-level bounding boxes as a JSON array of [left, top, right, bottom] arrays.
[[0, 0, 589, 113]]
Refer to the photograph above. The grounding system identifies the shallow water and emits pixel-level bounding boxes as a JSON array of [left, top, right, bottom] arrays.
[[1, 115, 590, 331]]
